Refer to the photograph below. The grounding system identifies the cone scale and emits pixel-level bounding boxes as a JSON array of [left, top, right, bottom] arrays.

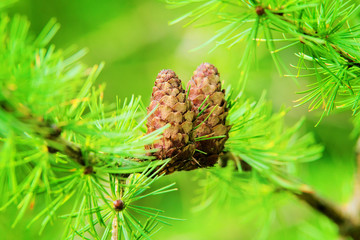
[[145, 64, 230, 174], [146, 70, 196, 174], [187, 63, 230, 166]]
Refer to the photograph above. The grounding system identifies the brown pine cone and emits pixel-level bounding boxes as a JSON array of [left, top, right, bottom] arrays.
[[146, 69, 197, 174], [187, 63, 230, 166]]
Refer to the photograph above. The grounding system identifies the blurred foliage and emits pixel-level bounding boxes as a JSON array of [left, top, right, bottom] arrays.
[[0, 0, 357, 239], [167, 0, 360, 126]]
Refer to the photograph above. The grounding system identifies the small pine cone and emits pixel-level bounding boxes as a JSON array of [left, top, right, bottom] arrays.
[[146, 70, 196, 174], [187, 63, 230, 166]]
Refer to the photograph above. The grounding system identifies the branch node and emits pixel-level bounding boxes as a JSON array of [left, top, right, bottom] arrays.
[[83, 166, 94, 175], [113, 199, 125, 211], [255, 6, 265, 16]]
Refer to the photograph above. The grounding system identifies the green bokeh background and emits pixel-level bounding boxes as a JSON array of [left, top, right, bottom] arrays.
[[0, 0, 356, 239]]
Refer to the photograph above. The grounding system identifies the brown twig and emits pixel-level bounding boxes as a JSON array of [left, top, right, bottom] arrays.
[[343, 138, 360, 230], [294, 187, 360, 240], [295, 189, 347, 226], [0, 100, 86, 166], [220, 151, 360, 239], [219, 152, 252, 171], [347, 138, 360, 216], [257, 6, 360, 68], [45, 134, 85, 166]]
